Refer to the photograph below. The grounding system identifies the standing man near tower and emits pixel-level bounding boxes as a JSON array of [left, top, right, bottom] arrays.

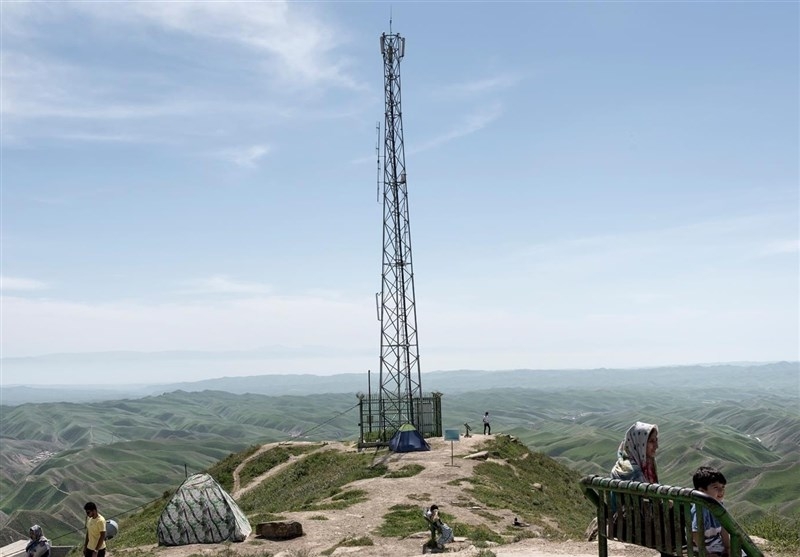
[[483, 412, 491, 435]]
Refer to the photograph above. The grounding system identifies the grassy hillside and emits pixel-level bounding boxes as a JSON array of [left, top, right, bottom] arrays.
[[443, 388, 800, 520], [1, 366, 797, 546], [0, 438, 247, 545], [111, 436, 594, 551], [0, 390, 358, 497]]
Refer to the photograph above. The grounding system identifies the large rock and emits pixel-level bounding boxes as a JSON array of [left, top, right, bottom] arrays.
[[256, 521, 304, 540]]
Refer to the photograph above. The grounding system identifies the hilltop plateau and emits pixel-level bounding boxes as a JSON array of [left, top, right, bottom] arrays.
[[111, 435, 780, 557]]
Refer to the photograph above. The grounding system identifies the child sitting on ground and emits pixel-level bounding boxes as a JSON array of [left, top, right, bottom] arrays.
[[691, 466, 730, 557]]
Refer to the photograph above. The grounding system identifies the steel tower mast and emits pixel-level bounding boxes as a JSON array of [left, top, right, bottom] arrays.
[[377, 30, 422, 436]]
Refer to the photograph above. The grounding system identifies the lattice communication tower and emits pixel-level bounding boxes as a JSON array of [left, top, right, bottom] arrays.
[[376, 30, 423, 435]]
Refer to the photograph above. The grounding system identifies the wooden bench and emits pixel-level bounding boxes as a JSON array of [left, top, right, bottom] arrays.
[[580, 474, 763, 557]]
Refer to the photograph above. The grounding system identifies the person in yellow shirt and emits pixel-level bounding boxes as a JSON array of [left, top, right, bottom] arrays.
[[83, 502, 106, 557]]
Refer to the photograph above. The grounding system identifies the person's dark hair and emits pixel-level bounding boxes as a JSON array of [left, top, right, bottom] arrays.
[[430, 504, 439, 512], [83, 502, 98, 511], [692, 466, 726, 490]]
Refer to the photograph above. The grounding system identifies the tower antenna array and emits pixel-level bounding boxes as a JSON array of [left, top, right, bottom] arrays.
[[376, 30, 422, 435]]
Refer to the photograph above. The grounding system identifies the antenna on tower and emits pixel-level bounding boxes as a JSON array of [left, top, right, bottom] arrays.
[[375, 121, 381, 203]]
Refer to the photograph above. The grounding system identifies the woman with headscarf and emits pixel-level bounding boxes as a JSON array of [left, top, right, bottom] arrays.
[[26, 525, 51, 557], [610, 421, 674, 557], [611, 421, 659, 484]]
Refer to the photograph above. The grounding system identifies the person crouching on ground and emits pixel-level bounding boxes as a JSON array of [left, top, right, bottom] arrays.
[[427, 504, 454, 549], [26, 525, 51, 557]]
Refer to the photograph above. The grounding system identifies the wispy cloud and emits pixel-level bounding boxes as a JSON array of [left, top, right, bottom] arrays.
[[408, 103, 503, 155], [1, 51, 204, 121], [516, 214, 790, 263], [216, 144, 272, 168], [1, 276, 49, 291], [83, 1, 362, 90], [1, 2, 364, 145], [178, 275, 274, 296], [431, 73, 522, 100]]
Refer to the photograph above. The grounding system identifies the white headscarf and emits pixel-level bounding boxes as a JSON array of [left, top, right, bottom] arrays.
[[26, 525, 50, 557], [611, 421, 658, 481]]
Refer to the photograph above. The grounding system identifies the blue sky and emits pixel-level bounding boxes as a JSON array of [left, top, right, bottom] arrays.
[[2, 1, 798, 385]]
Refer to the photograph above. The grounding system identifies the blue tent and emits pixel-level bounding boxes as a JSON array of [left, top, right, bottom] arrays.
[[389, 424, 430, 452]]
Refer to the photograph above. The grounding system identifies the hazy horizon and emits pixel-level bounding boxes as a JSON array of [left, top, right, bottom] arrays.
[[1, 354, 794, 387]]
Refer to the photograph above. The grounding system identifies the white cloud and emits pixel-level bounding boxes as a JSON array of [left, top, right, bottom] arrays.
[[217, 144, 271, 168], [179, 275, 274, 295], [1, 276, 49, 291]]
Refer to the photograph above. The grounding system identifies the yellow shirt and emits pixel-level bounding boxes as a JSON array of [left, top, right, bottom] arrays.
[[86, 515, 107, 551]]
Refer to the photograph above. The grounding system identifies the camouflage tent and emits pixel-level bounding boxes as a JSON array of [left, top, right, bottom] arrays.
[[157, 473, 251, 546]]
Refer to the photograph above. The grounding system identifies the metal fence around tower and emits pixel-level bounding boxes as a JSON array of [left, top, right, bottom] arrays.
[[357, 392, 442, 448]]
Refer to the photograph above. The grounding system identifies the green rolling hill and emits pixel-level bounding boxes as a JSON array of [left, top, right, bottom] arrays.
[[1, 363, 797, 544]]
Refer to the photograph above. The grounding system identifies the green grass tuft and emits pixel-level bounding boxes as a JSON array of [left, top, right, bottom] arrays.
[[207, 445, 262, 492], [374, 504, 427, 538], [385, 464, 425, 478], [464, 435, 594, 540], [744, 509, 800, 552], [237, 451, 387, 514], [238, 444, 322, 488], [451, 522, 502, 544], [113, 491, 173, 548]]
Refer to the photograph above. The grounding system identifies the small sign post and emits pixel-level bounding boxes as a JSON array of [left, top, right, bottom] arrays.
[[444, 429, 460, 467]]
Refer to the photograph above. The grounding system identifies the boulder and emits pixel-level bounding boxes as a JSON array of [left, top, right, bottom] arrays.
[[257, 521, 304, 540]]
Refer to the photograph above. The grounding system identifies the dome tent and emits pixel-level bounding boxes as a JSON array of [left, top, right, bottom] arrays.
[[389, 423, 430, 452], [157, 473, 251, 546]]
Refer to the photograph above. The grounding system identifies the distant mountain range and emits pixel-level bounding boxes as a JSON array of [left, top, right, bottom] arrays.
[[2, 360, 797, 405]]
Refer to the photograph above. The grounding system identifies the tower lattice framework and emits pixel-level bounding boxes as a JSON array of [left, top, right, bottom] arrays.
[[377, 30, 423, 437]]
